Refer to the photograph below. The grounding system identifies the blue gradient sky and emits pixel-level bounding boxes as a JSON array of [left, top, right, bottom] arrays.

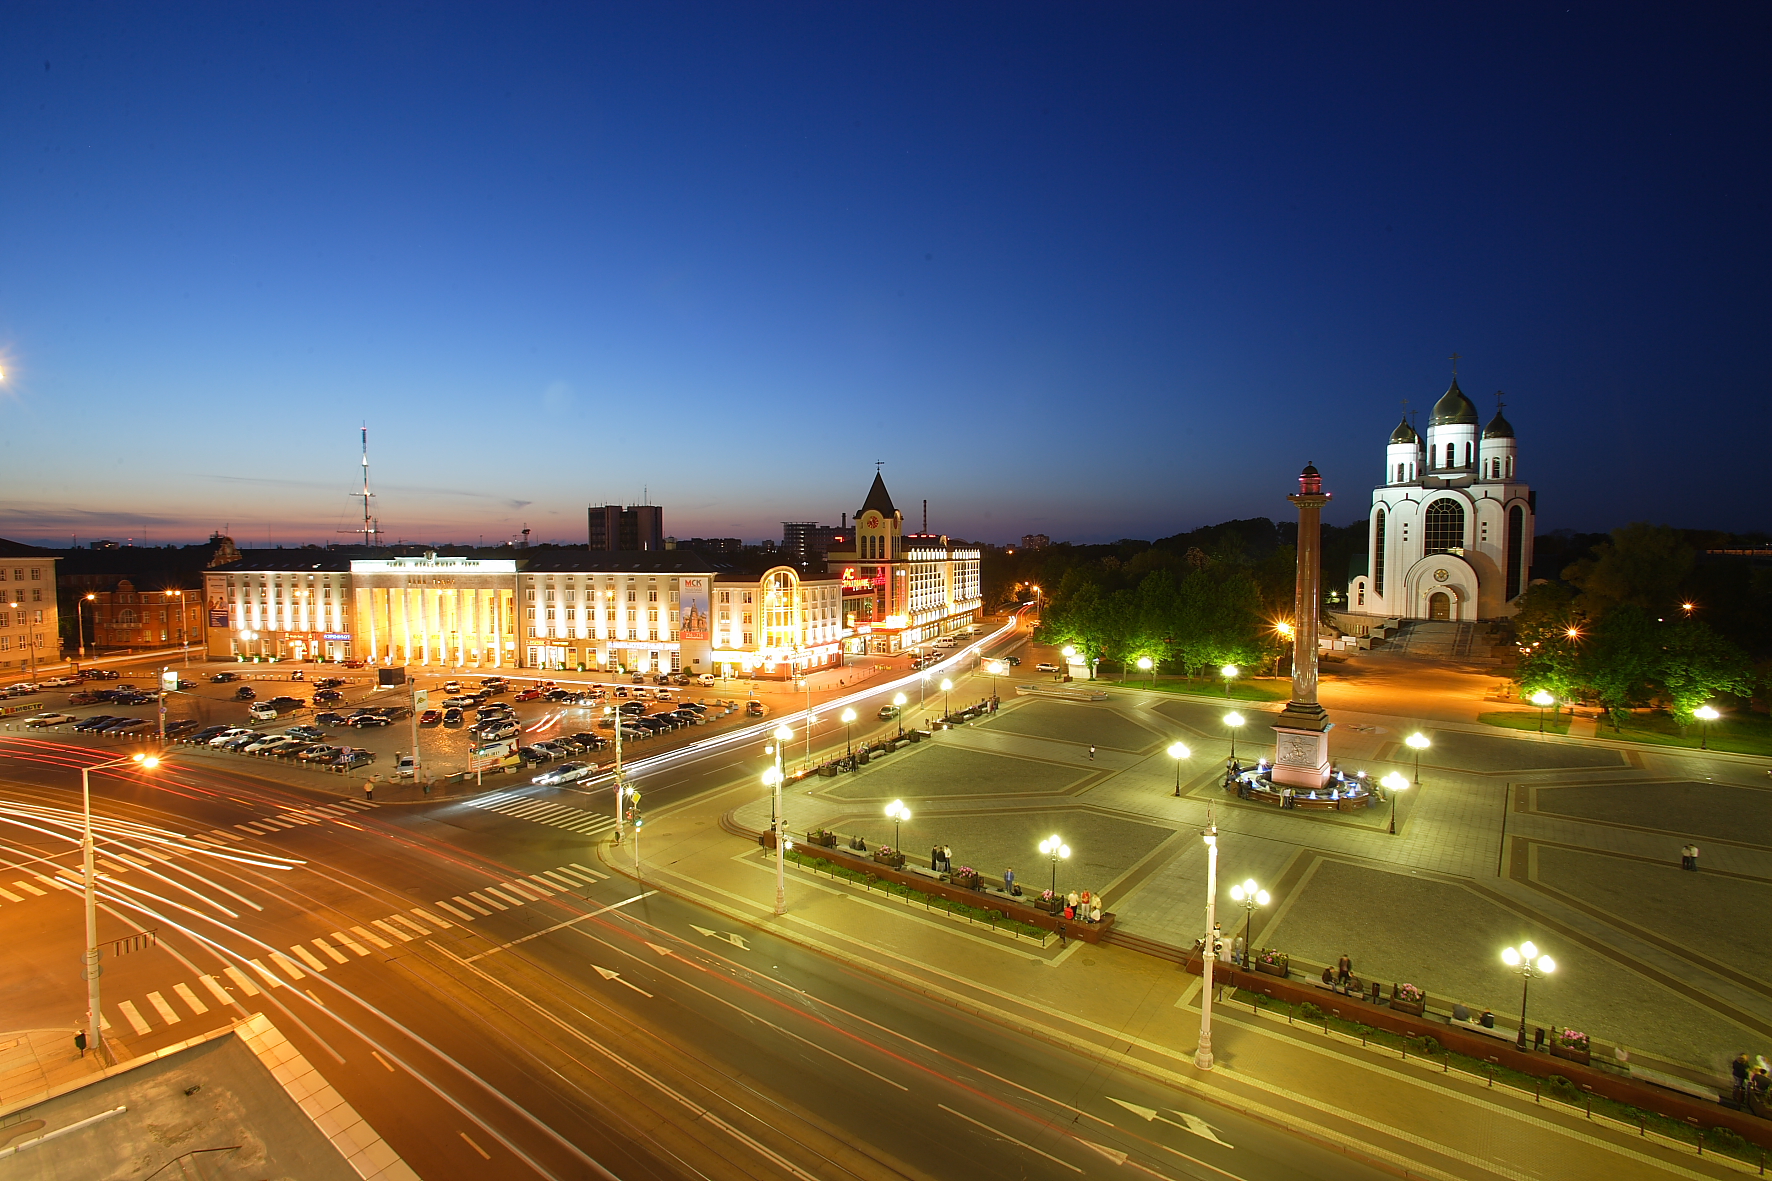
[[2, 3, 1765, 546]]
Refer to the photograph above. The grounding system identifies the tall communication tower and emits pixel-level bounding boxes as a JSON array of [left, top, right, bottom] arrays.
[[339, 424, 381, 546]]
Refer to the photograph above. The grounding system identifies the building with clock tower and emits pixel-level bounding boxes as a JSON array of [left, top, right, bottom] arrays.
[[825, 472, 981, 653]]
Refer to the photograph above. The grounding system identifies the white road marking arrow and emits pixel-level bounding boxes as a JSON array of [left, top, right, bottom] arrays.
[[1107, 1097, 1234, 1149], [645, 941, 673, 956], [1078, 1139, 1128, 1165], [592, 964, 654, 997], [691, 924, 750, 950]]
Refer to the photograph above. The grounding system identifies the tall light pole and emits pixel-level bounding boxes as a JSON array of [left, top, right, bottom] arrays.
[[1220, 664, 1238, 697], [77, 593, 95, 661], [939, 678, 952, 720], [885, 798, 911, 850], [1136, 655, 1154, 687], [840, 707, 856, 760], [1168, 740, 1190, 796], [1224, 711, 1244, 762], [1061, 645, 1076, 680], [1405, 731, 1430, 787], [1228, 878, 1268, 966], [165, 588, 190, 666], [768, 722, 793, 915], [1381, 770, 1409, 835], [83, 752, 160, 1064], [1196, 818, 1220, 1070], [1500, 941, 1556, 1051], [985, 661, 1005, 702], [892, 692, 907, 738], [1694, 705, 1719, 751], [1039, 833, 1070, 897], [1530, 689, 1555, 734]]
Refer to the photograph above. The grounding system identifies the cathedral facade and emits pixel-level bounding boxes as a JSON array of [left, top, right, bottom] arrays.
[[1347, 378, 1534, 622]]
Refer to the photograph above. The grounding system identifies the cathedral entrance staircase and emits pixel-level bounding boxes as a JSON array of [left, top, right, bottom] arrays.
[[1391, 620, 1478, 658]]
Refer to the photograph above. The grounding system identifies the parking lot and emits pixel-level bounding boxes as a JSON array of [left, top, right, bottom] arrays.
[[6, 662, 770, 785]]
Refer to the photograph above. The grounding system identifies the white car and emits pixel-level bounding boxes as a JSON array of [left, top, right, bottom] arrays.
[[24, 712, 77, 727], [243, 735, 297, 754], [1035, 662, 1062, 673], [248, 703, 278, 721], [696, 673, 717, 686], [532, 761, 593, 786], [41, 676, 81, 688], [209, 727, 256, 747], [394, 754, 417, 778]]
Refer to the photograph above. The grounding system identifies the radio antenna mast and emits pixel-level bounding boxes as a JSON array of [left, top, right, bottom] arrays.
[[339, 424, 380, 546]]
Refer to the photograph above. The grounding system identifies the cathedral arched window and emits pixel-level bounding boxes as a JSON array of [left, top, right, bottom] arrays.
[[1423, 499, 1465, 556], [1464, 442, 1472, 467], [1396, 463, 1404, 483], [1445, 443, 1455, 468], [1505, 456, 1513, 478], [1373, 510, 1386, 595]]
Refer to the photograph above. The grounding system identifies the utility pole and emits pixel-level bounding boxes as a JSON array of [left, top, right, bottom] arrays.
[[612, 706, 625, 843], [1196, 814, 1220, 1070], [409, 684, 425, 789]]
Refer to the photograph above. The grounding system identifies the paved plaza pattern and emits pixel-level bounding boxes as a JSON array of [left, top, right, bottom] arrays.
[[735, 673, 1772, 1084]]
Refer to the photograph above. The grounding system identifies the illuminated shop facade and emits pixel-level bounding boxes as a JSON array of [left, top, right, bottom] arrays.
[[706, 565, 845, 680], [824, 473, 982, 655]]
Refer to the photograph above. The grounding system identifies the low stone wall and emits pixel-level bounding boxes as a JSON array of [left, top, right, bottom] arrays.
[[1188, 954, 1772, 1150], [762, 832, 1115, 944]]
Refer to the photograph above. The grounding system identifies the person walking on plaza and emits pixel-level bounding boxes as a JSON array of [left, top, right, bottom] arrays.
[[1088, 745, 1096, 761], [1734, 1052, 1752, 1102], [1003, 866, 1016, 895], [1688, 843, 1701, 871], [364, 778, 375, 803], [1336, 953, 1353, 985]]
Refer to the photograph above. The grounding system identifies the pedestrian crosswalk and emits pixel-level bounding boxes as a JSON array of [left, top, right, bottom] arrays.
[[468, 790, 617, 837], [230, 798, 379, 836], [99, 860, 611, 1041]]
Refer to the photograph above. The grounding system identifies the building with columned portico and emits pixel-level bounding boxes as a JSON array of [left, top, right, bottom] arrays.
[[1347, 377, 1535, 622]]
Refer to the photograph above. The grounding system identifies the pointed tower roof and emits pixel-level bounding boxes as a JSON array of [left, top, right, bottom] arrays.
[[1389, 415, 1420, 445], [858, 472, 898, 518], [1430, 377, 1479, 426], [1482, 409, 1515, 439]]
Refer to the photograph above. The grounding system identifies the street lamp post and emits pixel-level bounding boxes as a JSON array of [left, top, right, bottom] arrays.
[[83, 752, 160, 1064], [1061, 645, 1076, 681], [939, 678, 952, 720], [1228, 878, 1269, 966], [1501, 941, 1556, 1051], [77, 593, 95, 660], [165, 589, 190, 666], [768, 723, 793, 914], [1405, 732, 1430, 787], [1381, 770, 1409, 835], [1530, 690, 1555, 734], [1038, 834, 1070, 896], [840, 707, 856, 760], [1168, 740, 1190, 796], [1224, 711, 1244, 762], [1136, 655, 1154, 687], [885, 799, 911, 850], [1220, 664, 1238, 697], [1196, 820, 1219, 1070], [892, 692, 907, 738], [1694, 705, 1719, 751], [985, 661, 1005, 704]]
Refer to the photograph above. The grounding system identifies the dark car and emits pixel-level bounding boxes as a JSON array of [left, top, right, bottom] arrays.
[[569, 731, 608, 751], [286, 724, 326, 740], [187, 724, 231, 743], [267, 695, 305, 709], [315, 711, 348, 727], [350, 713, 393, 728], [514, 746, 550, 766], [332, 749, 375, 769], [219, 732, 260, 751], [1003, 655, 1022, 667], [210, 671, 241, 683], [442, 707, 464, 726], [165, 719, 200, 737], [74, 716, 119, 731], [83, 669, 120, 680], [313, 688, 343, 704], [233, 686, 257, 701], [315, 677, 346, 689]]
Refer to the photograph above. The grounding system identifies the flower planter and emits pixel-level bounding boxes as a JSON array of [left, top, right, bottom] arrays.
[[857, 751, 870, 765], [806, 831, 837, 848], [1550, 1043, 1591, 1066], [953, 871, 982, 890], [1253, 959, 1289, 978], [872, 851, 906, 870], [1389, 986, 1427, 1017]]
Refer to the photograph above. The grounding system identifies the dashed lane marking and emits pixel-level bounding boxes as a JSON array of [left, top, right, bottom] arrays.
[[290, 945, 329, 973], [270, 952, 309, 979], [568, 863, 609, 881], [0, 886, 21, 902]]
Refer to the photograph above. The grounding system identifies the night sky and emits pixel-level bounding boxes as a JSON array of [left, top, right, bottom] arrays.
[[2, 3, 1765, 547]]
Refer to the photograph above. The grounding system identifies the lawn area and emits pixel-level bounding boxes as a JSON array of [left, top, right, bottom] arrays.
[[1103, 675, 1292, 702], [1599, 709, 1772, 757], [1478, 710, 1571, 736]]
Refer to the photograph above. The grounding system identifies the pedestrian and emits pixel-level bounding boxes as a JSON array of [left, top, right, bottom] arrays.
[[1689, 843, 1701, 872], [1336, 953, 1353, 985], [943, 845, 953, 872], [1533, 1026, 1546, 1052], [1088, 745, 1096, 761], [1232, 934, 1246, 966], [1056, 921, 1067, 947], [363, 778, 374, 803], [1003, 866, 1016, 894], [73, 1028, 87, 1058], [1733, 1052, 1752, 1102]]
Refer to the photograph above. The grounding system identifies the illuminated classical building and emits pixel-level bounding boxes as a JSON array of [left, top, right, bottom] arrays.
[[824, 473, 981, 654]]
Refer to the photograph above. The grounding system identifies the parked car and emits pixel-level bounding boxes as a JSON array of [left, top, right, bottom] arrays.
[[267, 696, 305, 709], [877, 704, 901, 721], [443, 695, 477, 709], [514, 688, 542, 702], [514, 746, 550, 766], [243, 735, 298, 754], [247, 704, 279, 721], [442, 680, 462, 693], [41, 676, 80, 688], [165, 719, 200, 737], [313, 689, 343, 704], [331, 749, 375, 769], [473, 720, 518, 740], [315, 711, 349, 727], [208, 727, 255, 747], [211, 671, 241, 683], [1035, 662, 1061, 673], [746, 701, 765, 716], [24, 712, 77, 727], [394, 754, 417, 778], [285, 725, 326, 740], [532, 761, 594, 786], [528, 740, 570, 760], [350, 713, 394, 728], [570, 731, 608, 751], [187, 724, 231, 744], [82, 669, 120, 680], [298, 745, 344, 763], [219, 732, 261, 751], [419, 709, 443, 726], [442, 707, 465, 726], [314, 677, 346, 689], [104, 719, 152, 733], [696, 673, 719, 686], [233, 686, 257, 701]]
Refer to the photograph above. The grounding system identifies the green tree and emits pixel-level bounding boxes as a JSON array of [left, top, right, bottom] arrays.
[[1658, 619, 1753, 722], [1578, 606, 1661, 730], [1565, 523, 1695, 615]]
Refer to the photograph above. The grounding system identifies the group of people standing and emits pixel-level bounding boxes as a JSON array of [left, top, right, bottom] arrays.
[[1679, 843, 1703, 871]]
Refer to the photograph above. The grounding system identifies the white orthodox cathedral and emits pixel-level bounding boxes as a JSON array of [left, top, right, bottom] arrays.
[[1347, 377, 1534, 622]]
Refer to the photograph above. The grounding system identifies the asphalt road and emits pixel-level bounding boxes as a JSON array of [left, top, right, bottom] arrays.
[[0, 625, 1394, 1181]]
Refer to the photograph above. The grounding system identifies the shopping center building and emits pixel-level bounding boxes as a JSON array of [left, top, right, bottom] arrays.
[[823, 473, 982, 654]]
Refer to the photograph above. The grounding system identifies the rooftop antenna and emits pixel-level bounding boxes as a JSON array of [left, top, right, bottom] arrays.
[[339, 424, 380, 546]]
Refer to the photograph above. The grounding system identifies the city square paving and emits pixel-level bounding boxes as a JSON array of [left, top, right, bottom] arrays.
[[734, 676, 1772, 1082]]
